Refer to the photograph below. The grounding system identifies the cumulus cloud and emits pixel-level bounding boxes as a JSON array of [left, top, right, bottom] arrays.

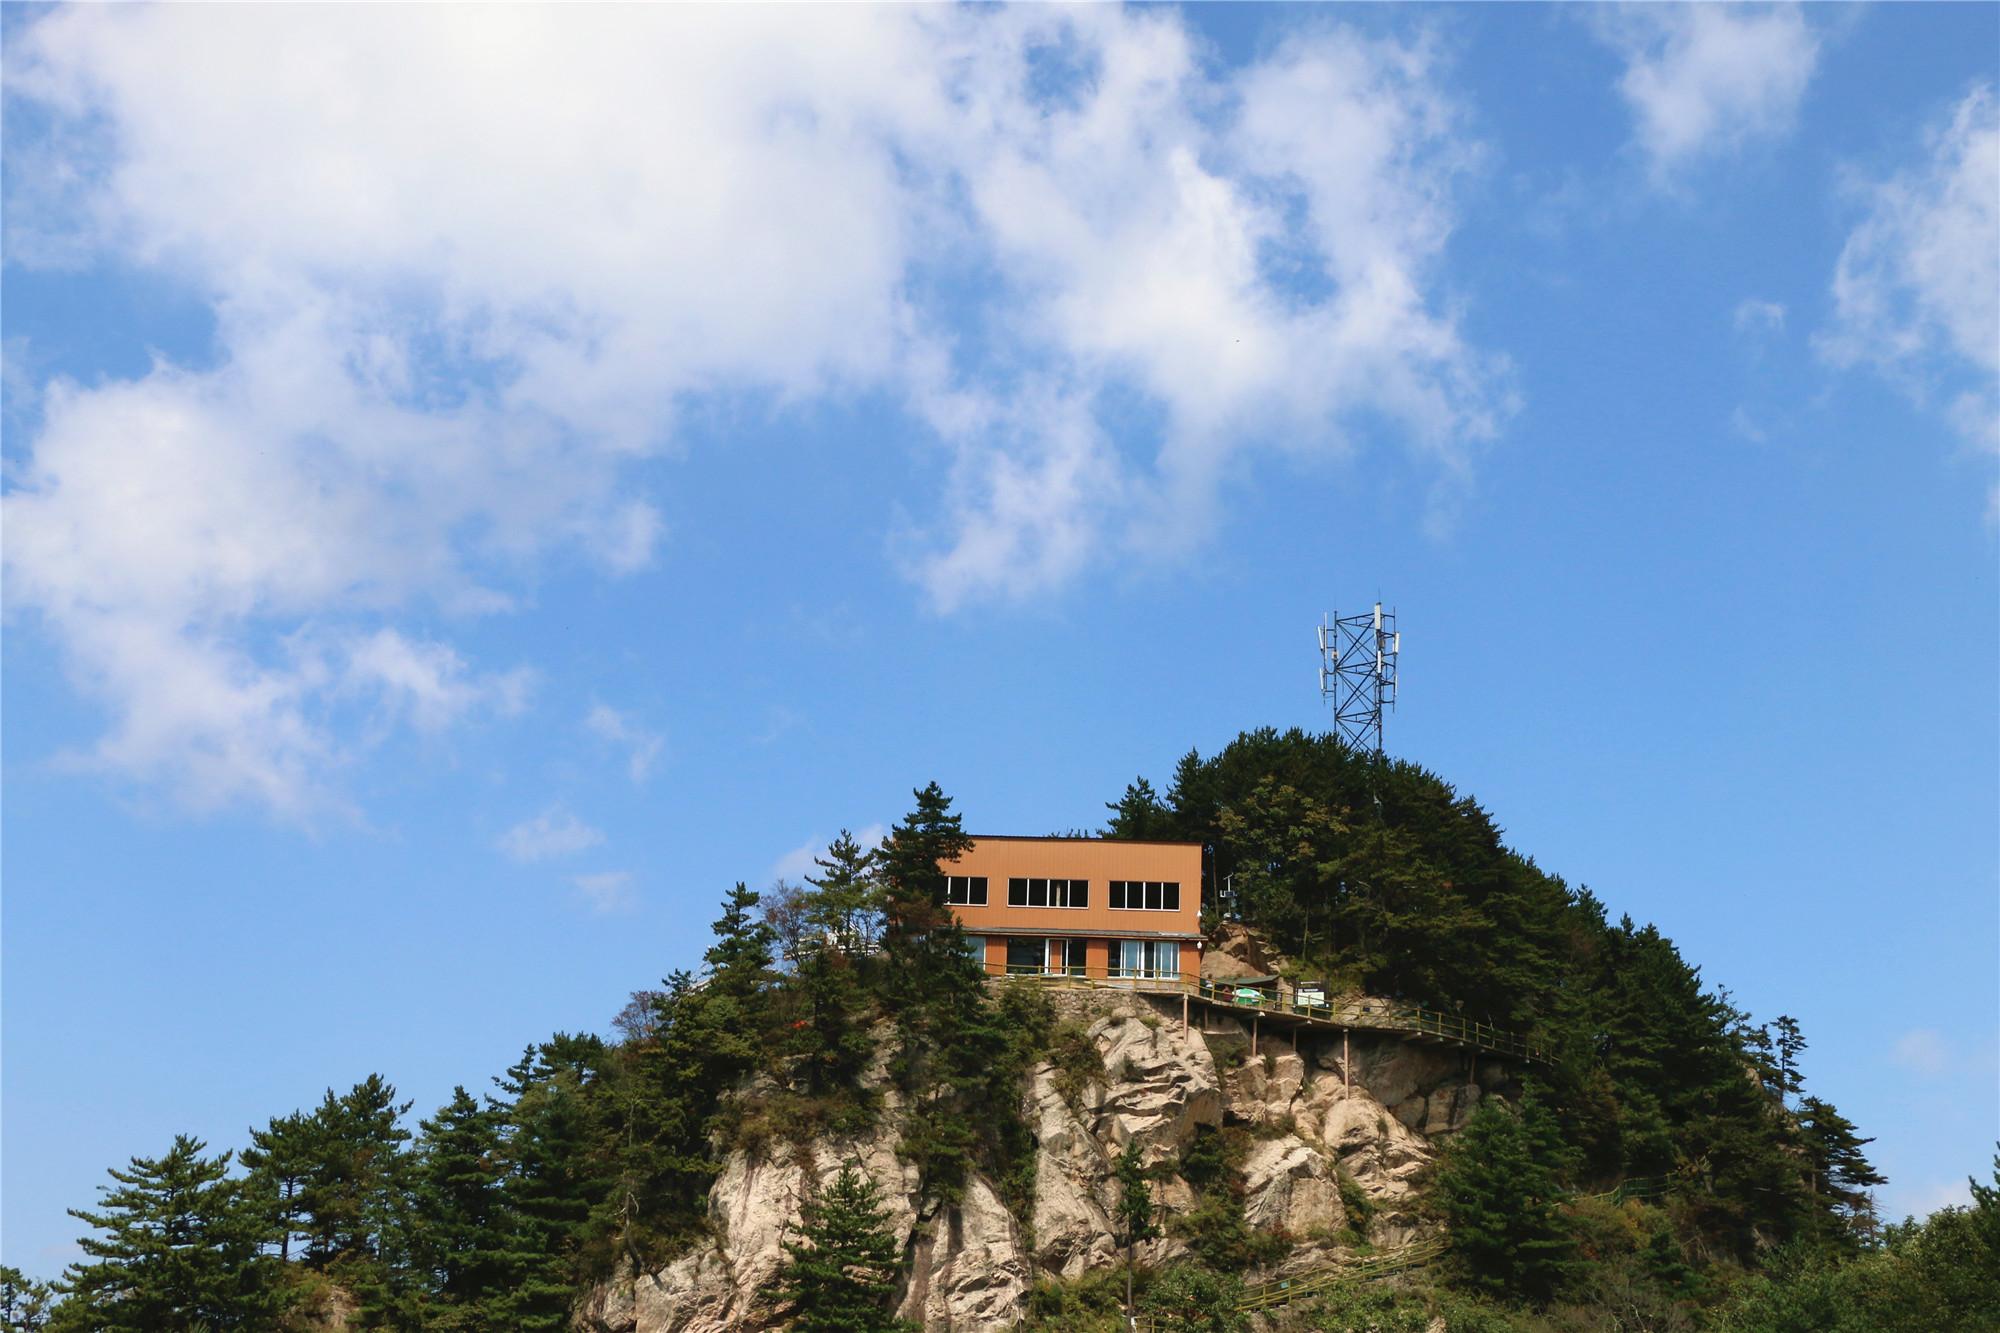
[[1890, 1027, 1951, 1078], [1599, 5, 1820, 181], [570, 870, 637, 915], [584, 704, 663, 783], [1818, 84, 1999, 462], [498, 805, 605, 863], [4, 6, 1509, 813]]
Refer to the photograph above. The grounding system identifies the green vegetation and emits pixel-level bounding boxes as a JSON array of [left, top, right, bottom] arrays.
[[1138, 1263, 1248, 1332], [21, 730, 1997, 1330], [1114, 1138, 1157, 1311], [776, 1165, 915, 1333], [1432, 1092, 1576, 1301]]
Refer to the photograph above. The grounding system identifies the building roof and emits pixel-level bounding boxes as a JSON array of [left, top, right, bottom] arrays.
[[964, 833, 1206, 847]]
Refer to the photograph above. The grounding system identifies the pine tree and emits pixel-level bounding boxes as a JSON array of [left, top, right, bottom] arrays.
[[775, 1165, 913, 1333], [411, 1087, 511, 1325], [1435, 1093, 1575, 1302], [806, 830, 884, 953], [1773, 1015, 1807, 1109], [292, 1074, 421, 1322], [239, 1110, 318, 1264], [875, 784, 997, 1202], [1798, 1096, 1887, 1249], [493, 1035, 611, 1332], [705, 882, 778, 998], [1104, 777, 1170, 840], [297, 1075, 415, 1271], [0, 1265, 59, 1331], [789, 941, 872, 1094], [57, 1135, 283, 1332], [1114, 1139, 1157, 1313], [877, 782, 972, 951]]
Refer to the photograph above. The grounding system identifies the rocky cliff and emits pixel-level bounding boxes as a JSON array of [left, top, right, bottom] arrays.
[[579, 986, 1519, 1332]]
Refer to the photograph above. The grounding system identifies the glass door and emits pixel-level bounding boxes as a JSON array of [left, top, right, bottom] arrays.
[[1006, 937, 1044, 976], [1047, 938, 1081, 976]]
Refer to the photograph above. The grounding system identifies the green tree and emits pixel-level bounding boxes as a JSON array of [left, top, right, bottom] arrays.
[[1104, 777, 1171, 841], [56, 1135, 284, 1332], [1797, 1096, 1886, 1249], [238, 1110, 318, 1265], [1138, 1264, 1247, 1333], [0, 1266, 59, 1332], [775, 1165, 914, 1333], [705, 882, 778, 998], [1113, 1139, 1156, 1313], [410, 1086, 511, 1325], [876, 783, 998, 1202], [492, 1035, 610, 1331], [1435, 1094, 1575, 1302], [788, 941, 873, 1095], [806, 830, 885, 953], [1772, 1015, 1807, 1109], [294, 1074, 421, 1323]]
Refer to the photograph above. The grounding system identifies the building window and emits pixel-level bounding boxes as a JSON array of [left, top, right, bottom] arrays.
[[1109, 880, 1180, 911], [1112, 939, 1181, 979], [944, 875, 988, 906], [1006, 877, 1089, 908], [1006, 937, 1045, 975]]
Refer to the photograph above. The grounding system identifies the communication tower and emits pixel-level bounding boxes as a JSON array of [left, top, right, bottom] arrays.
[[1318, 604, 1399, 757]]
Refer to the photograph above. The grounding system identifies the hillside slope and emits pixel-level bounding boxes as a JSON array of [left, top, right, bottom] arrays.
[[581, 984, 1514, 1331]]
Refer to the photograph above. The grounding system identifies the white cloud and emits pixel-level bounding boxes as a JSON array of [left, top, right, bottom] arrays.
[[1734, 299, 1787, 337], [1729, 405, 1769, 444], [570, 870, 637, 915], [1818, 84, 1999, 462], [584, 704, 663, 783], [771, 823, 887, 884], [1599, 5, 1820, 182], [499, 805, 604, 863], [4, 6, 1510, 811], [346, 629, 531, 734], [1890, 1027, 1951, 1079], [1885, 1176, 1972, 1223]]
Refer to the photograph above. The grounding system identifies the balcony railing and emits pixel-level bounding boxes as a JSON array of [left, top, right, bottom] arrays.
[[977, 962, 1547, 1062]]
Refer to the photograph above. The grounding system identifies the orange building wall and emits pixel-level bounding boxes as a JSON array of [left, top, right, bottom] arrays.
[[946, 837, 1203, 979]]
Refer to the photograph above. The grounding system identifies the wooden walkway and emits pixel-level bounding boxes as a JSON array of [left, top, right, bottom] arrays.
[[987, 966, 1549, 1064]]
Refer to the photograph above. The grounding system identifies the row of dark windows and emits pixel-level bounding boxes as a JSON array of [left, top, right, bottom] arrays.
[[1109, 880, 1180, 911], [942, 876, 1185, 911], [1008, 877, 1088, 908]]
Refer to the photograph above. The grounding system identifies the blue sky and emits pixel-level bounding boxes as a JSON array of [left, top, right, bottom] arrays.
[[3, 3, 1995, 1276]]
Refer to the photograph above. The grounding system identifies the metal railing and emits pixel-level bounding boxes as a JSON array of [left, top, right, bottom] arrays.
[[1235, 1237, 1448, 1312], [981, 963, 1548, 1063], [1581, 1177, 1668, 1206]]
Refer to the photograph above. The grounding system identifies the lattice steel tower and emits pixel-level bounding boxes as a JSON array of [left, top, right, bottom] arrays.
[[1318, 604, 1399, 757]]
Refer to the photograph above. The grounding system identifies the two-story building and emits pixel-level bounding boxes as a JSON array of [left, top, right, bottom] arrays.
[[939, 835, 1203, 982]]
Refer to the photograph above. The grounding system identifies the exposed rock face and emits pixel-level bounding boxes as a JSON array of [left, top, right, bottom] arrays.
[[581, 989, 1515, 1331]]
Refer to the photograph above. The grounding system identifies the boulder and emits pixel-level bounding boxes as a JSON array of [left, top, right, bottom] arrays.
[[1240, 1137, 1343, 1237], [896, 1177, 1032, 1330]]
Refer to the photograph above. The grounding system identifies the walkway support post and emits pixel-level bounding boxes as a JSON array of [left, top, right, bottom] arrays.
[[1343, 1029, 1350, 1093]]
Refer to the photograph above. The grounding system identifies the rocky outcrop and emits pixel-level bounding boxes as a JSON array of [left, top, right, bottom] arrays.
[[582, 989, 1515, 1331]]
